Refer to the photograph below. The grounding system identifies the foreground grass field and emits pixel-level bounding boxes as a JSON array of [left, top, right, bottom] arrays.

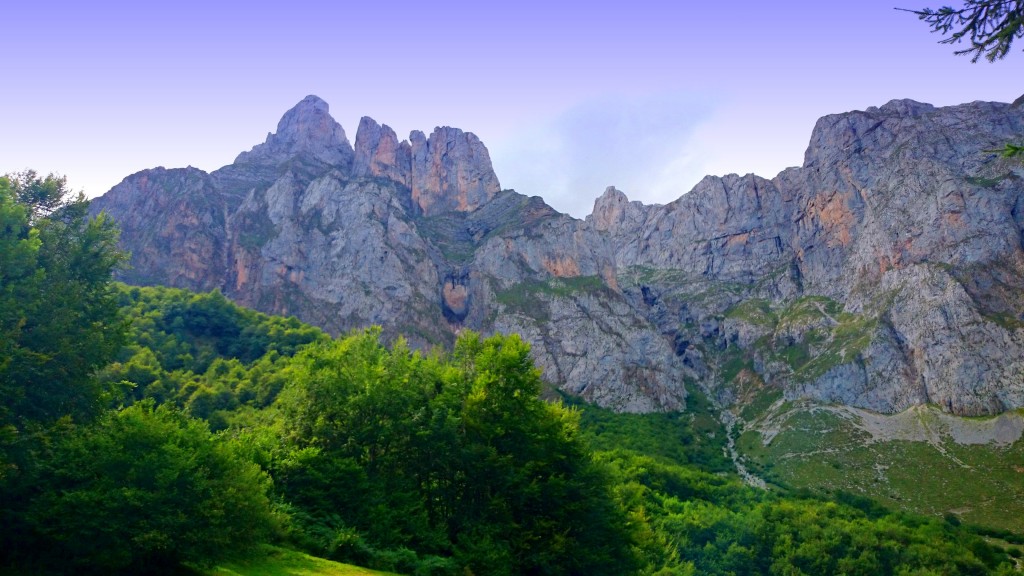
[[206, 547, 396, 576]]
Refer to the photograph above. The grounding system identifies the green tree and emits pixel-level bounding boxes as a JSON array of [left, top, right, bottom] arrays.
[[277, 330, 639, 575], [905, 2, 1024, 158], [0, 172, 125, 439], [0, 176, 41, 461], [26, 402, 277, 574], [907, 0, 1024, 62], [453, 332, 638, 575], [0, 171, 127, 567]]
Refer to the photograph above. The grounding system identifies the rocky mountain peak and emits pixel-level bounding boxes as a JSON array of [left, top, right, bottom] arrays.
[[352, 116, 412, 186], [352, 119, 500, 216], [234, 95, 354, 169], [409, 126, 501, 216], [588, 186, 646, 233]]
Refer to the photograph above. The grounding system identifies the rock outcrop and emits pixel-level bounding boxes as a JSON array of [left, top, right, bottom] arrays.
[[235, 95, 354, 169], [409, 127, 501, 215], [352, 117, 411, 186], [92, 95, 1024, 416]]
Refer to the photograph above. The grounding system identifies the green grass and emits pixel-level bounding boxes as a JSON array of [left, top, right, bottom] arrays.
[[735, 404, 1024, 535], [738, 387, 783, 422], [776, 296, 841, 326], [719, 347, 754, 383], [724, 298, 776, 326], [206, 547, 397, 576], [723, 295, 878, 383], [493, 275, 608, 318]]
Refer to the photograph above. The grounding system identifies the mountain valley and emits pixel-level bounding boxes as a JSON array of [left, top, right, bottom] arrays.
[[90, 94, 1024, 534]]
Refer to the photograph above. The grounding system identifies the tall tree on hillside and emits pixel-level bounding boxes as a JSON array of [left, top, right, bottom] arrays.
[[278, 330, 639, 575], [0, 172, 125, 445], [0, 171, 127, 561]]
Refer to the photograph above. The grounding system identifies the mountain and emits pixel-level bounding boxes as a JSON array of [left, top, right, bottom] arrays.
[[92, 95, 1024, 416]]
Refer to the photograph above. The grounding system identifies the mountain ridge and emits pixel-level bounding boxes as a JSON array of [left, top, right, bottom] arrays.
[[92, 95, 1024, 415]]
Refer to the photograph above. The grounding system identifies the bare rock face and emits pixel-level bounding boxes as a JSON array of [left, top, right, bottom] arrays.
[[410, 127, 501, 216], [235, 95, 354, 169], [589, 186, 649, 233], [95, 167, 226, 293], [352, 116, 412, 186], [93, 95, 1024, 416], [596, 98, 1024, 415], [352, 118, 501, 216]]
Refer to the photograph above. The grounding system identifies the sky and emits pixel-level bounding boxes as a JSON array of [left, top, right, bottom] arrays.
[[2, 1, 1022, 217]]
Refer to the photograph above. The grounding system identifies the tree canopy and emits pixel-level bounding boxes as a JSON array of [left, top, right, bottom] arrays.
[[0, 171, 125, 477], [275, 329, 640, 575], [26, 402, 277, 574]]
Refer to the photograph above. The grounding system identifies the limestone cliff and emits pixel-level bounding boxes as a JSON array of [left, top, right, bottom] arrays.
[[92, 95, 1024, 415]]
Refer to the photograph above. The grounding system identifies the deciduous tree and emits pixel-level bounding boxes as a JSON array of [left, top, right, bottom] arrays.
[[27, 402, 277, 573]]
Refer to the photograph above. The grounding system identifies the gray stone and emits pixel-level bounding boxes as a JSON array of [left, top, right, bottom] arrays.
[[92, 95, 1024, 416]]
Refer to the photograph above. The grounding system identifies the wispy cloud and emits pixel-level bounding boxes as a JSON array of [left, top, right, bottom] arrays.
[[489, 93, 714, 217]]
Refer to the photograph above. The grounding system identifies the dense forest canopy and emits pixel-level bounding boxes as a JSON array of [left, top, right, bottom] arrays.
[[1, 176, 1020, 574]]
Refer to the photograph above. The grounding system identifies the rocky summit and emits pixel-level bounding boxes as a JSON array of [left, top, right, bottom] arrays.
[[92, 95, 1024, 415]]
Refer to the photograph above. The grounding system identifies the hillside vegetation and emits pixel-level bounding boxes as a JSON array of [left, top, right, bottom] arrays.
[[1, 174, 1021, 574]]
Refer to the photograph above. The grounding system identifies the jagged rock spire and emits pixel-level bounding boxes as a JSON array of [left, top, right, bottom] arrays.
[[353, 119, 501, 216]]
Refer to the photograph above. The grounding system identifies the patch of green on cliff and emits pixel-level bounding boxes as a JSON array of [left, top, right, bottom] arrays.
[[719, 346, 754, 383], [237, 211, 277, 249], [965, 172, 1013, 188], [791, 313, 876, 382], [416, 194, 542, 264], [618, 265, 690, 286], [724, 298, 776, 326], [494, 275, 607, 313], [570, 382, 732, 473], [617, 266, 749, 303], [724, 296, 878, 383], [415, 214, 477, 263], [738, 386, 784, 422], [983, 310, 1024, 331], [776, 296, 842, 327]]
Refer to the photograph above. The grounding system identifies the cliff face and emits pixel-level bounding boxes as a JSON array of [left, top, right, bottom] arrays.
[[589, 99, 1024, 415], [92, 95, 1024, 416]]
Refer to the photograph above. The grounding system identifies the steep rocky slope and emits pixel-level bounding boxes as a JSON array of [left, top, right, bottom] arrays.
[[93, 95, 1024, 415]]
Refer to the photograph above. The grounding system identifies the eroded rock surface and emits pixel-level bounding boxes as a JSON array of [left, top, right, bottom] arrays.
[[93, 95, 1024, 415]]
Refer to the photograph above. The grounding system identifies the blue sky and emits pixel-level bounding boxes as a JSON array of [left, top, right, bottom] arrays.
[[2, 1, 1021, 216]]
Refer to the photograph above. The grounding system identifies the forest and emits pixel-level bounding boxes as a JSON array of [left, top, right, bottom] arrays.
[[2, 171, 1020, 575]]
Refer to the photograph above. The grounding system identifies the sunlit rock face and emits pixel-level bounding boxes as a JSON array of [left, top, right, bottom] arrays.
[[94, 95, 1024, 416]]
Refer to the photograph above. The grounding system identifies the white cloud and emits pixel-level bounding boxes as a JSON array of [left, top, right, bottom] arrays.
[[489, 93, 715, 218]]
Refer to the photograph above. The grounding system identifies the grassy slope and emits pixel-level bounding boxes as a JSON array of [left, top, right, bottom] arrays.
[[734, 395, 1024, 534], [573, 382, 733, 473], [206, 547, 396, 576]]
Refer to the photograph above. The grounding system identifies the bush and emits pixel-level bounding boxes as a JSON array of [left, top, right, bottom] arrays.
[[27, 402, 277, 574]]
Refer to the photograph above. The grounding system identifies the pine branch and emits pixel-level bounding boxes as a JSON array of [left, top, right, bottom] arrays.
[[899, 1, 1024, 62]]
